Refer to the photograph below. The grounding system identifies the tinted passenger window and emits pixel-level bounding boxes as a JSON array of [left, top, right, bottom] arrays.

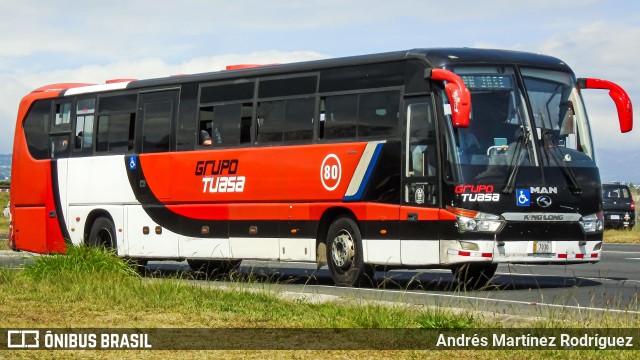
[[74, 98, 95, 151], [321, 91, 400, 140], [23, 100, 51, 160], [50, 134, 70, 159], [99, 94, 137, 113], [199, 104, 242, 147], [256, 101, 285, 143], [54, 102, 72, 128], [142, 101, 172, 153], [319, 62, 405, 93], [259, 76, 317, 98], [96, 114, 135, 153], [357, 91, 399, 137], [284, 98, 314, 142], [200, 82, 254, 103], [321, 94, 358, 139], [110, 114, 135, 152]]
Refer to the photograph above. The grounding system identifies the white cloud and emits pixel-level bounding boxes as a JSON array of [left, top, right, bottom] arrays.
[[530, 20, 640, 152], [0, 50, 328, 153], [18, 50, 328, 85], [1, 0, 639, 157]]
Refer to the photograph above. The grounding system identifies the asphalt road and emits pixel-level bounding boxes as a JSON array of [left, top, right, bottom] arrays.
[[2, 243, 639, 319]]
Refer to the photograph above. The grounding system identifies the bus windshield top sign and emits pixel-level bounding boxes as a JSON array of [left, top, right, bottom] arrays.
[[460, 75, 512, 90]]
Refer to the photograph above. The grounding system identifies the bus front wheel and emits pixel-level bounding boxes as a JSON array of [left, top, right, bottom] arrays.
[[326, 217, 374, 287]]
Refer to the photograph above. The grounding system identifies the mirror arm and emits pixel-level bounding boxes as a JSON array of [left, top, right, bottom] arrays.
[[427, 68, 471, 128]]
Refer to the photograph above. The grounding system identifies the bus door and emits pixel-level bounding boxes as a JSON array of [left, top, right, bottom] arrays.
[[126, 89, 179, 258], [400, 97, 440, 266], [137, 90, 179, 199]]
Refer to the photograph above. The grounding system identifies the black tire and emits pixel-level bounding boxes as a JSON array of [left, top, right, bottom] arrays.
[[452, 263, 498, 290], [88, 217, 116, 250], [187, 259, 241, 279], [325, 217, 374, 287]]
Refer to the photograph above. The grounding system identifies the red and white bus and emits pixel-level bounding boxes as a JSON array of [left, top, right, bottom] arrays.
[[10, 48, 633, 288]]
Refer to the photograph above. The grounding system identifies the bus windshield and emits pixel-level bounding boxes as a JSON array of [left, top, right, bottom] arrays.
[[445, 66, 595, 185], [521, 68, 595, 166]]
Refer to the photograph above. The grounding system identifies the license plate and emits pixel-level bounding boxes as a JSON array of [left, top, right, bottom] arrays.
[[610, 215, 620, 220], [533, 241, 552, 254]]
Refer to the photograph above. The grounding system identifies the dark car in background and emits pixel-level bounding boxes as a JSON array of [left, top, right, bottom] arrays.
[[602, 183, 635, 229]]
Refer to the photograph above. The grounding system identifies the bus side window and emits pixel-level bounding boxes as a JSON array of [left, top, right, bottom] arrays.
[[74, 98, 95, 152], [23, 100, 51, 160], [142, 101, 172, 153], [198, 104, 243, 147], [95, 114, 135, 153], [284, 97, 314, 142], [240, 103, 252, 144], [321, 95, 358, 140], [50, 101, 72, 158], [256, 100, 285, 143], [198, 106, 213, 146], [408, 103, 436, 177], [54, 103, 71, 128], [96, 116, 109, 152], [51, 134, 70, 159], [358, 91, 400, 138]]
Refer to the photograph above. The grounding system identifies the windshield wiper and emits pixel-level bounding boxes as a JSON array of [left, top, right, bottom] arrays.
[[502, 127, 529, 194], [541, 130, 582, 195]]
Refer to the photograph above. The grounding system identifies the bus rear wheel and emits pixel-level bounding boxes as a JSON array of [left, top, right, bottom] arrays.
[[87, 217, 146, 272], [326, 217, 374, 287], [452, 263, 498, 290], [88, 217, 116, 250], [187, 259, 241, 279]]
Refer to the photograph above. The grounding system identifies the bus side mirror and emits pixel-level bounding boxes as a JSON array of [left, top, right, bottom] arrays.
[[428, 68, 471, 128], [578, 78, 633, 133]]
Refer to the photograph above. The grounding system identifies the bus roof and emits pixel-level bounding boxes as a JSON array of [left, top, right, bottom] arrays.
[[51, 48, 573, 95]]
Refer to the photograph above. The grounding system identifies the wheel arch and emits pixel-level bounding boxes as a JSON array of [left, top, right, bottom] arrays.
[[315, 206, 359, 249]]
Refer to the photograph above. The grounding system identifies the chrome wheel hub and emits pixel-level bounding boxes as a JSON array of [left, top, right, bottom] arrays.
[[331, 230, 354, 268]]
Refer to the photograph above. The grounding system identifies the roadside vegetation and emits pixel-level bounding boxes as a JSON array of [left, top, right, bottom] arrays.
[[7, 246, 479, 329], [0, 191, 8, 246], [0, 245, 638, 359], [0, 188, 638, 358], [604, 226, 640, 243]]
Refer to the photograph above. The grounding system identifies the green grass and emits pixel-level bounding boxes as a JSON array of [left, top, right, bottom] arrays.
[[604, 225, 640, 244], [1, 245, 480, 330], [0, 191, 8, 241], [22, 243, 138, 279], [1, 245, 639, 359]]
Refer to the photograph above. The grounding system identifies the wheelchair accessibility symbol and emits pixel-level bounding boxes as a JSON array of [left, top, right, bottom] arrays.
[[128, 156, 137, 170], [516, 189, 530, 206]]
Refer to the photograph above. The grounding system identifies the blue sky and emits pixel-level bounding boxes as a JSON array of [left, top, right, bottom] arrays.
[[1, 0, 639, 181]]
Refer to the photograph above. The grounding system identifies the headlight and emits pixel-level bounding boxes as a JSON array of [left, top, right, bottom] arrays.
[[579, 212, 603, 233], [447, 206, 505, 234]]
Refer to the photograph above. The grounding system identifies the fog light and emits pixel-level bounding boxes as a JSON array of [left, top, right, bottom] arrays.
[[460, 241, 479, 251]]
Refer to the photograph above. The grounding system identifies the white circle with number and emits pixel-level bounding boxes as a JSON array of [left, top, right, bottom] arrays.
[[320, 154, 342, 191]]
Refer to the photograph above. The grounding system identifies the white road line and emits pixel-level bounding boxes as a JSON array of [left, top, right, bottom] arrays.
[[495, 272, 640, 284], [604, 251, 640, 254], [317, 285, 640, 315]]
